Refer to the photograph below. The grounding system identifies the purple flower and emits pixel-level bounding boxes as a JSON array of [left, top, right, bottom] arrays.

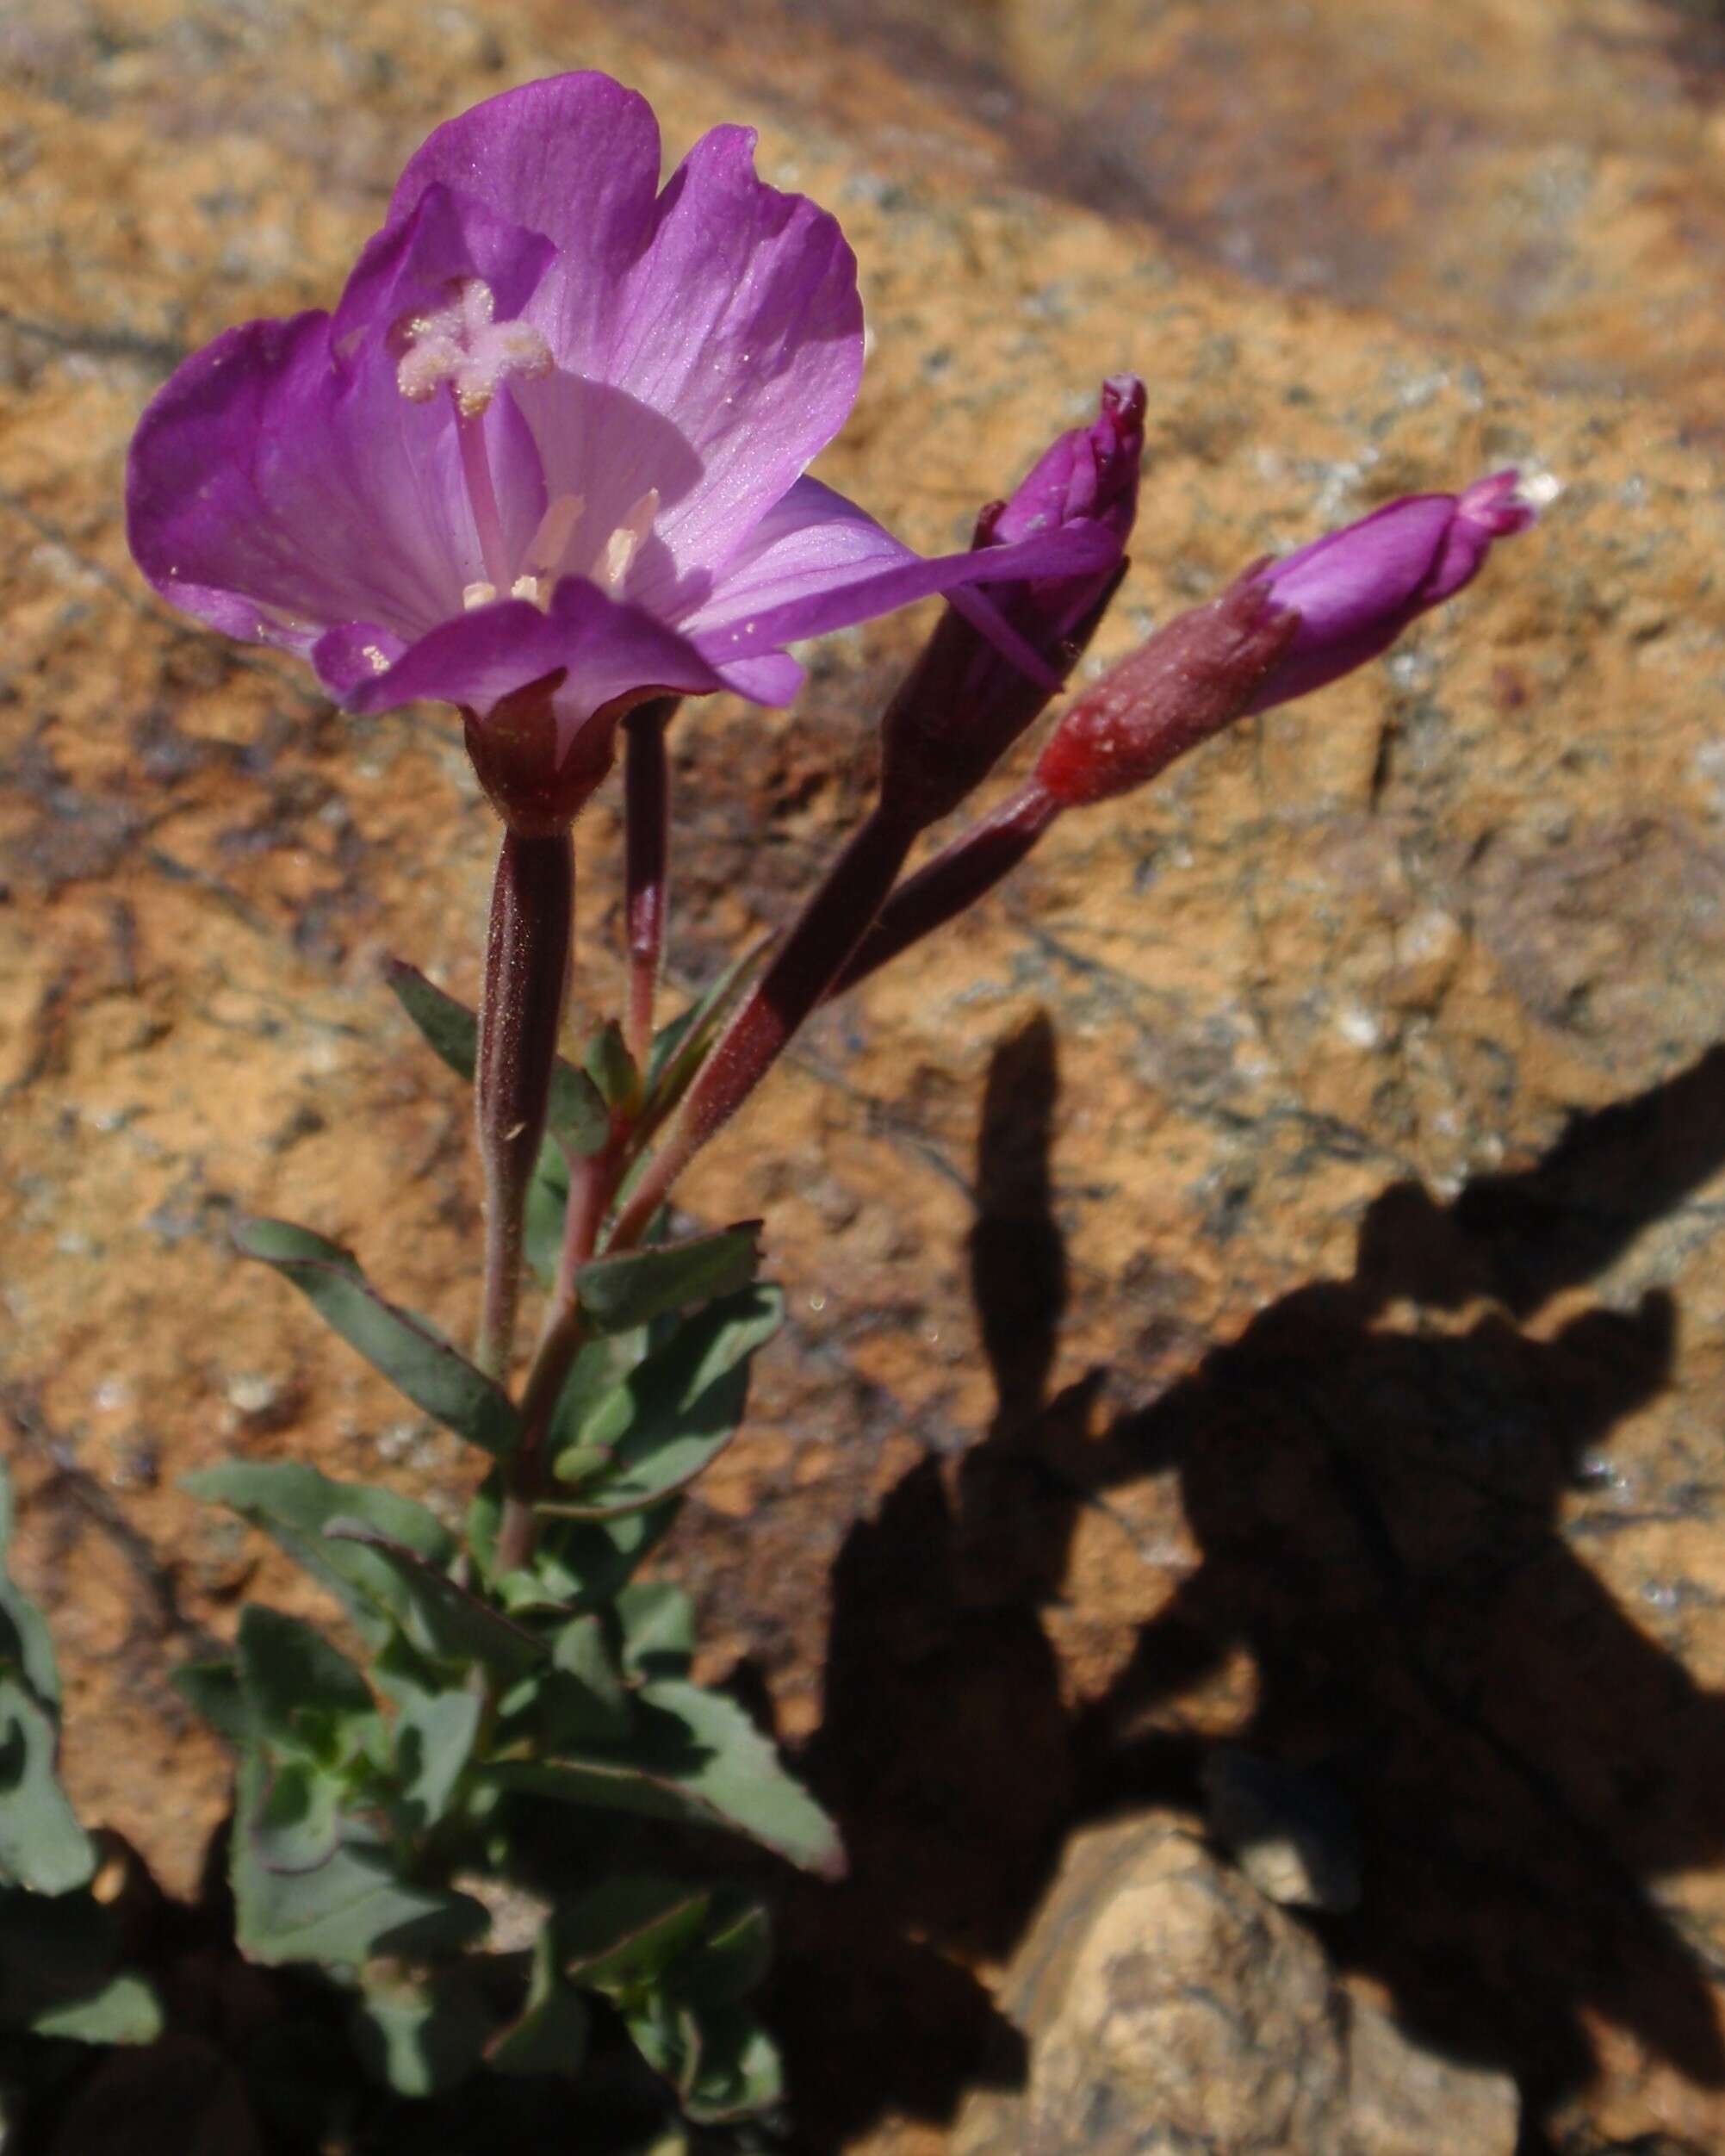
[[127, 72, 1114, 818], [879, 376, 1145, 827], [1244, 470, 1536, 711]]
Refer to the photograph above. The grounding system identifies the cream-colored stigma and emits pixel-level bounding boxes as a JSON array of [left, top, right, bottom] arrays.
[[396, 279, 550, 418]]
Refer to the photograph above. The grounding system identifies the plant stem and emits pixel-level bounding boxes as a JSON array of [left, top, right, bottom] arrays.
[[475, 829, 574, 1381], [623, 699, 675, 1070], [824, 779, 1059, 998], [609, 804, 917, 1251]]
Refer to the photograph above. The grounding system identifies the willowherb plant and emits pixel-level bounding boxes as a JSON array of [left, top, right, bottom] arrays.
[[2, 69, 1532, 2152]]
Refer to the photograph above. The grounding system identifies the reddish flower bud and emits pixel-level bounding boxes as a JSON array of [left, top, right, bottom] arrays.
[[878, 376, 1145, 829], [1034, 578, 1298, 810], [1244, 470, 1536, 713]]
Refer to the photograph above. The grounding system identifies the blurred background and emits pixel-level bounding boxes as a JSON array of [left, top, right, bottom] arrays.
[[8, 2, 1725, 2152]]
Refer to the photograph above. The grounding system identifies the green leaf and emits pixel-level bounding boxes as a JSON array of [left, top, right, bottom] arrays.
[[234, 1218, 522, 1456], [233, 1755, 487, 1967], [616, 1585, 696, 1681], [573, 1226, 762, 1336], [30, 1970, 164, 2047], [250, 1757, 344, 1874], [386, 961, 608, 1153], [0, 1681, 92, 1895], [0, 1885, 164, 2045], [506, 1615, 632, 1750], [388, 1653, 483, 1833], [0, 1464, 60, 1707], [350, 1964, 489, 2097], [171, 1658, 250, 1745], [487, 1926, 592, 2078], [679, 2009, 784, 2124], [644, 950, 763, 1105], [236, 1606, 375, 1757], [674, 1895, 772, 2010], [543, 1287, 782, 1519], [321, 1522, 543, 1680], [583, 1019, 640, 1114], [0, 1465, 92, 1896], [524, 1139, 571, 1288], [488, 1681, 844, 1877], [182, 1462, 453, 1644], [560, 1878, 712, 1991]]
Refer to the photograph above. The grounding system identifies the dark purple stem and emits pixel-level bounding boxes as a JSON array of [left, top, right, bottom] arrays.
[[475, 829, 573, 1380], [611, 804, 919, 1246], [826, 780, 1060, 998], [623, 698, 676, 1068]]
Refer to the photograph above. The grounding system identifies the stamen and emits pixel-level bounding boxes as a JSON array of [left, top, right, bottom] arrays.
[[463, 581, 498, 611], [510, 575, 541, 603], [521, 493, 586, 583], [600, 488, 661, 593]]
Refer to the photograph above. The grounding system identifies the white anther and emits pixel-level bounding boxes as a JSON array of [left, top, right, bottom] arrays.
[[462, 581, 498, 610], [600, 488, 661, 592], [510, 575, 542, 603], [363, 643, 390, 675], [394, 279, 551, 418], [521, 494, 586, 582]]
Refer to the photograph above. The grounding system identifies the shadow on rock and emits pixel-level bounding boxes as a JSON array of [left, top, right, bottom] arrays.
[[776, 1027, 1725, 2153]]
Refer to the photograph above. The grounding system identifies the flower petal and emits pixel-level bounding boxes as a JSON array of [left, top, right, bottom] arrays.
[[685, 478, 1121, 665], [388, 71, 663, 380], [127, 185, 552, 655], [604, 127, 865, 597], [341, 577, 729, 735]]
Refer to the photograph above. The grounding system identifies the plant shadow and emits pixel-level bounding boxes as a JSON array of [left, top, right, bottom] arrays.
[[772, 1020, 1725, 2154]]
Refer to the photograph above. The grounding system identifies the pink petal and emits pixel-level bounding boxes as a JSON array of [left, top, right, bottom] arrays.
[[388, 71, 663, 382], [603, 127, 864, 597]]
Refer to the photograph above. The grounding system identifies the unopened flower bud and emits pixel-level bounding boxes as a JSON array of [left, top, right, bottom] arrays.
[[1244, 469, 1536, 712], [1035, 577, 1298, 810], [878, 376, 1145, 828]]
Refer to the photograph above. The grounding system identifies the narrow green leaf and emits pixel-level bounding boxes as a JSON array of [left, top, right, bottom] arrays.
[[233, 1757, 487, 1967], [322, 1523, 543, 1678], [524, 1138, 571, 1288], [234, 1218, 522, 1456], [543, 1287, 782, 1519], [385, 961, 607, 1153], [0, 1464, 60, 1708], [645, 949, 764, 1103], [350, 1965, 489, 2097], [616, 1584, 696, 1681], [182, 1462, 453, 1644], [250, 1758, 344, 1874], [560, 1878, 712, 1989], [171, 1658, 250, 1745], [574, 1226, 762, 1336], [583, 1019, 640, 1113], [487, 1927, 591, 2078], [236, 1606, 375, 1755], [0, 1467, 91, 1896], [674, 1895, 773, 2010], [389, 1667, 483, 1834], [680, 2010, 785, 2124], [30, 1971, 164, 2047], [0, 1681, 93, 1895], [487, 1681, 844, 1878]]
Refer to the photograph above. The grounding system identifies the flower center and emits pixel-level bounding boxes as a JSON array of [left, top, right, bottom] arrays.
[[394, 280, 662, 616]]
